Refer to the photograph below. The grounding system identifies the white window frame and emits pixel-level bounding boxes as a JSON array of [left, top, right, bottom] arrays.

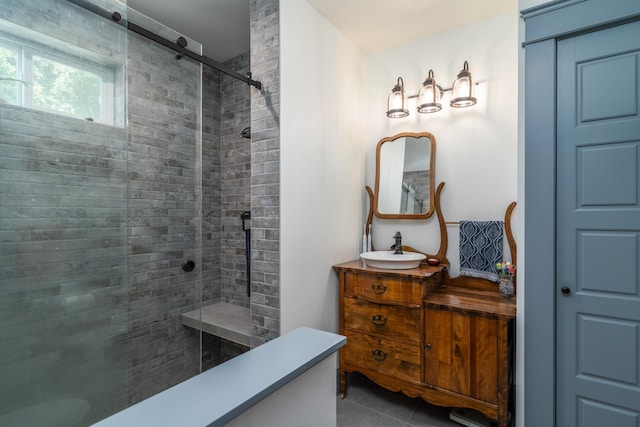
[[0, 32, 116, 125]]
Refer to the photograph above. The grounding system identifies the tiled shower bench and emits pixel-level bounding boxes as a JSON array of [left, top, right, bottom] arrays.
[[182, 302, 251, 346]]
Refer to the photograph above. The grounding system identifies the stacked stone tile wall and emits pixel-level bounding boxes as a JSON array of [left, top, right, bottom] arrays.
[[0, 106, 131, 423], [201, 67, 222, 309], [402, 171, 430, 214], [126, 31, 204, 404], [0, 0, 273, 422], [201, 65, 223, 369], [201, 53, 253, 369], [220, 52, 252, 308], [0, 1, 130, 422], [250, 0, 281, 347], [0, 0, 220, 420]]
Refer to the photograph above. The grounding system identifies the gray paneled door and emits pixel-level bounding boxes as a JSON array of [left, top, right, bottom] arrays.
[[556, 20, 640, 426]]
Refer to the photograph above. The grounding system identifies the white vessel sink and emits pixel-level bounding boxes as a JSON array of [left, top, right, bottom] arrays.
[[360, 251, 426, 269]]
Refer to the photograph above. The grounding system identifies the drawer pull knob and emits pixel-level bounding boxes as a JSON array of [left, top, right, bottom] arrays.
[[425, 343, 431, 351], [371, 314, 387, 325], [371, 283, 387, 294], [371, 349, 387, 361]]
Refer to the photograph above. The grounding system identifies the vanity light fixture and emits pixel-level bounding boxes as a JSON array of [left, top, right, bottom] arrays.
[[417, 69, 442, 113], [387, 61, 478, 118], [386, 77, 409, 118], [450, 61, 477, 108]]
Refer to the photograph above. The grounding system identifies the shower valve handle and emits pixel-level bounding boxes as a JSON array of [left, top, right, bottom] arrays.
[[181, 260, 195, 272], [241, 211, 251, 231]]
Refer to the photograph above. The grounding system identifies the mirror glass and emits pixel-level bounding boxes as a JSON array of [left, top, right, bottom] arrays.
[[374, 132, 435, 219]]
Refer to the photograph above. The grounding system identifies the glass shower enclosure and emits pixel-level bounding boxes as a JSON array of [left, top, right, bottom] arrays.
[[0, 0, 206, 424]]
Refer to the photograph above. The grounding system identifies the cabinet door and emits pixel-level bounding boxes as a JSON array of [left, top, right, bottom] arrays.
[[424, 307, 498, 403]]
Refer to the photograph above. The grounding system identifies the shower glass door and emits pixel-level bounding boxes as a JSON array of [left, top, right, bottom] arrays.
[[124, 5, 204, 407], [0, 0, 203, 425], [0, 0, 130, 424]]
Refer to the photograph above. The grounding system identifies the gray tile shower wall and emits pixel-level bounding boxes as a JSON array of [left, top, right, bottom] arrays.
[[202, 53, 254, 370], [202, 67, 222, 310], [201, 65, 224, 369], [250, 0, 281, 347], [126, 32, 204, 404], [0, 1, 130, 422], [0, 0, 278, 422], [220, 52, 251, 308], [0, 107, 130, 422], [0, 0, 221, 420]]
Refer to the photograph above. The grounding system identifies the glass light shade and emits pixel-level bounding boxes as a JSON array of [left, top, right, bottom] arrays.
[[386, 77, 409, 118], [450, 61, 477, 108], [417, 69, 442, 113]]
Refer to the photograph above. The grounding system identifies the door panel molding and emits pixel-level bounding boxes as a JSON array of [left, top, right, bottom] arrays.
[[522, 0, 640, 46], [557, 21, 640, 426]]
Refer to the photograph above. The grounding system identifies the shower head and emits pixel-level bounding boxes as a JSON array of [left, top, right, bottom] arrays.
[[241, 126, 251, 139]]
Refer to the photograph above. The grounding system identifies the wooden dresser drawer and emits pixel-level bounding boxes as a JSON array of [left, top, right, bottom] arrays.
[[344, 271, 423, 305], [344, 298, 421, 344], [343, 331, 421, 382]]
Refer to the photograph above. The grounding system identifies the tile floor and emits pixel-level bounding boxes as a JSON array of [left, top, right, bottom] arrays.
[[336, 373, 496, 427]]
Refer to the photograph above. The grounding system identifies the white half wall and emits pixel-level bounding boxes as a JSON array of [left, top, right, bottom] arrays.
[[280, 0, 367, 334], [225, 354, 339, 427], [519, 0, 550, 11]]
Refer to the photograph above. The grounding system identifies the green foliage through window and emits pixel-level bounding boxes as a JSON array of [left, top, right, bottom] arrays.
[[0, 34, 114, 124], [33, 55, 102, 120], [0, 45, 19, 104]]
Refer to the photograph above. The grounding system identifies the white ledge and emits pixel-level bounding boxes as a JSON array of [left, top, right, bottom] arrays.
[[92, 327, 346, 427]]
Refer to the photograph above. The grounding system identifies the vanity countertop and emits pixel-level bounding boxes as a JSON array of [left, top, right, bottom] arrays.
[[425, 285, 516, 318], [334, 261, 515, 318], [333, 259, 446, 278]]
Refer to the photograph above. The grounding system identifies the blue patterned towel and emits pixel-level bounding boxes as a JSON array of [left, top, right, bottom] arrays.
[[459, 221, 503, 282]]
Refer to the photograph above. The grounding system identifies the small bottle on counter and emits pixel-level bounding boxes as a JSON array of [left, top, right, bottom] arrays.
[[362, 224, 368, 254]]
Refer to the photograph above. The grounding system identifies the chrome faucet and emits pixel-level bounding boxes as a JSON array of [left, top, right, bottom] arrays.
[[390, 231, 403, 254]]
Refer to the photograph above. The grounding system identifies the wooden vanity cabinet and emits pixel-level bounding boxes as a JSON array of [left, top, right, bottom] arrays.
[[334, 262, 515, 427], [424, 306, 501, 403], [335, 261, 443, 393], [424, 287, 515, 427]]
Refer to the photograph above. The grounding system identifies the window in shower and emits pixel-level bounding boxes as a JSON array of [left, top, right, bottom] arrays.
[[0, 40, 19, 104], [0, 33, 116, 124]]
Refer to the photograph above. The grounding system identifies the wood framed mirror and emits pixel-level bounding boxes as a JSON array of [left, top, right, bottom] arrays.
[[373, 131, 436, 219]]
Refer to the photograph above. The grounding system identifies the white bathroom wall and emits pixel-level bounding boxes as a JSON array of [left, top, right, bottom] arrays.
[[364, 11, 519, 276], [279, 0, 367, 334], [279, 4, 519, 325], [280, 4, 523, 423]]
